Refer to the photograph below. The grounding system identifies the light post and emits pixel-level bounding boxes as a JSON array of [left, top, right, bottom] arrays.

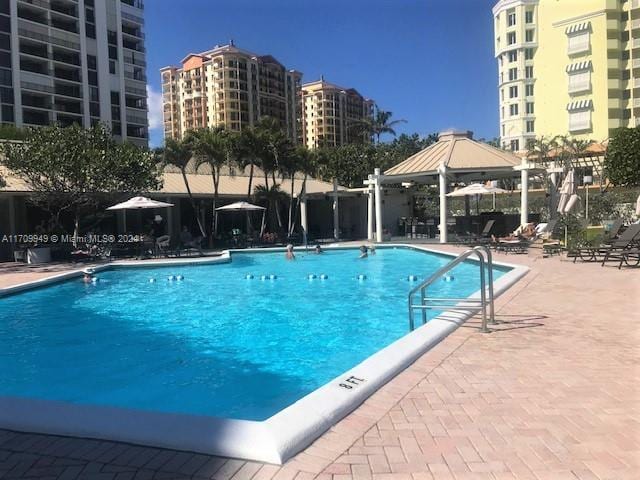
[[584, 174, 593, 224]]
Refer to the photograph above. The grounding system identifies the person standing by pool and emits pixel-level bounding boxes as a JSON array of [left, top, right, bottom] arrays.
[[359, 245, 368, 259], [285, 244, 296, 260]]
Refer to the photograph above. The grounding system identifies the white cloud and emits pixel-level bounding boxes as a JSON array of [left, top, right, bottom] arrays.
[[146, 85, 163, 131]]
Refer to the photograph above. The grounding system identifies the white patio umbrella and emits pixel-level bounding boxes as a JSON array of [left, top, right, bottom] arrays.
[[557, 170, 579, 214], [447, 183, 509, 215], [445, 183, 509, 197], [107, 197, 174, 254], [215, 201, 267, 236]]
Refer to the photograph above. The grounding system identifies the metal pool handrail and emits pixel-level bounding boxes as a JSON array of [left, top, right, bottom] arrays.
[[408, 245, 496, 333]]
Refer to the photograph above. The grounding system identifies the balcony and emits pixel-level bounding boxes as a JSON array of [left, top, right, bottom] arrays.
[[121, 0, 144, 9], [50, 1, 77, 18], [122, 24, 144, 39], [54, 66, 81, 82]]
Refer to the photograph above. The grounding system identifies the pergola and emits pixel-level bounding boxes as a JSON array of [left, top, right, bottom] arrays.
[[365, 130, 535, 243]]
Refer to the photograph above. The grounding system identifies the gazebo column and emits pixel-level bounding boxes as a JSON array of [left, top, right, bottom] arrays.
[[520, 167, 529, 226], [367, 175, 374, 240], [332, 178, 340, 240], [438, 165, 448, 243], [374, 168, 383, 242], [300, 189, 308, 246]]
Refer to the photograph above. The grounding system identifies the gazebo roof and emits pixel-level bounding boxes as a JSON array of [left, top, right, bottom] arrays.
[[384, 131, 522, 182]]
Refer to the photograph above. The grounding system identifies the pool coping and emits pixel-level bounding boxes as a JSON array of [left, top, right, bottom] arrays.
[[0, 244, 529, 464]]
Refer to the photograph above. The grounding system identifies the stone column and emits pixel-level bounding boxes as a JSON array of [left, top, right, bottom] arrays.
[[367, 175, 374, 240], [520, 167, 529, 226], [439, 166, 448, 243], [374, 168, 383, 242], [333, 178, 340, 240]]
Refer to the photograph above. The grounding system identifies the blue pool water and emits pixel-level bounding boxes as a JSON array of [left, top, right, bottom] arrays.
[[0, 247, 508, 421]]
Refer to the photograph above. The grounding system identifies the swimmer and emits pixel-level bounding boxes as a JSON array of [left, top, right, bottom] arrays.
[[82, 268, 95, 284], [359, 245, 368, 259], [285, 244, 296, 260], [314, 244, 323, 254]]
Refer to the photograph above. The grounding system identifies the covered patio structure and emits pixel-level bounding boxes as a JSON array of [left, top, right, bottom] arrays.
[[366, 130, 535, 243]]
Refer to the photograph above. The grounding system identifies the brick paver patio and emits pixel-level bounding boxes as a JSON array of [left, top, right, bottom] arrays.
[[1, 247, 638, 479]]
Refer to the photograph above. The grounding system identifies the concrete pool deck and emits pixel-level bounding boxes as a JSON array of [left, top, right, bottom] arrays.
[[0, 246, 638, 479]]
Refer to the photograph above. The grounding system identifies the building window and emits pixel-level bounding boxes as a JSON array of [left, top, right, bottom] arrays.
[[501, 125, 505, 136], [525, 10, 534, 23], [526, 102, 534, 114], [525, 29, 534, 42], [501, 89, 504, 101], [507, 11, 516, 27], [509, 86, 518, 98], [568, 71, 591, 93], [526, 120, 535, 133], [525, 48, 534, 60], [569, 110, 591, 132], [525, 84, 534, 96], [509, 68, 518, 81], [508, 50, 518, 62], [525, 66, 534, 78], [510, 139, 520, 151], [510, 104, 519, 116], [507, 32, 516, 45]]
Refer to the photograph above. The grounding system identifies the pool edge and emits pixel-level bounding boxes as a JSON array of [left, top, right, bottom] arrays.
[[0, 244, 529, 464]]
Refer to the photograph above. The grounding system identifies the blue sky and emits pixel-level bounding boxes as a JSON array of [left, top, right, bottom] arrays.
[[145, 0, 498, 147]]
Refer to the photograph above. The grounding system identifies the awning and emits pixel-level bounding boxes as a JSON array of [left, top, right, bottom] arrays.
[[567, 99, 593, 111], [565, 22, 590, 35], [566, 60, 592, 73]]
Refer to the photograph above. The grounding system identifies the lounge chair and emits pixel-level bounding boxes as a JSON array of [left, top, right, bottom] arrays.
[[572, 223, 639, 263], [155, 235, 171, 257], [598, 224, 640, 268], [493, 220, 555, 254]]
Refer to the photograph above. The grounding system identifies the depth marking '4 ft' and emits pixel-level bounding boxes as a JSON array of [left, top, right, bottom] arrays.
[[339, 376, 366, 390]]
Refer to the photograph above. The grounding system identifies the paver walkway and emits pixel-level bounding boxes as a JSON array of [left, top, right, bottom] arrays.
[[1, 247, 638, 479]]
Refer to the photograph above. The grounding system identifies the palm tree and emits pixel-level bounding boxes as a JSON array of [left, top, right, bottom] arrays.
[[252, 117, 293, 230], [353, 104, 407, 143], [290, 147, 320, 236], [158, 137, 207, 238], [253, 183, 289, 235], [526, 135, 560, 218], [187, 127, 226, 237], [557, 135, 593, 171]]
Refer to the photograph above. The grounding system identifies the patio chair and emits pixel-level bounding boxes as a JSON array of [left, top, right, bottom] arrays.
[[598, 224, 640, 268], [572, 223, 639, 263], [155, 235, 171, 257], [456, 219, 496, 245]]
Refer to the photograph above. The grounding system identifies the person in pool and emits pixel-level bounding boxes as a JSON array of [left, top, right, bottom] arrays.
[[285, 244, 296, 260], [314, 244, 323, 254], [82, 268, 96, 284], [369, 245, 376, 255], [359, 245, 368, 258]]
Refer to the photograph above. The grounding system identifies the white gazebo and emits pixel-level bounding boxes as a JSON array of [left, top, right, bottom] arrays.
[[366, 130, 534, 243]]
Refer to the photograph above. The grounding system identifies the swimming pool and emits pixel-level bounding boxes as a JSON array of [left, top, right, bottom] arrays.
[[0, 245, 527, 463]]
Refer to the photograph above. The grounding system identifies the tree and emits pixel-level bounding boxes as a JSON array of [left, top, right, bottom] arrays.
[[252, 117, 294, 230], [158, 137, 206, 238], [604, 127, 640, 187], [0, 124, 161, 242], [253, 183, 289, 234], [187, 127, 226, 237], [353, 105, 407, 143], [526, 135, 559, 216]]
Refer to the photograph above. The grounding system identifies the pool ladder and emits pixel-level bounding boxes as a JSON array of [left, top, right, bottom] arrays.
[[408, 245, 496, 333]]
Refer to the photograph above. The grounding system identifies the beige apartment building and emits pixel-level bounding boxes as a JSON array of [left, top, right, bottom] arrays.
[[300, 78, 374, 148], [493, 0, 637, 152], [161, 43, 301, 141]]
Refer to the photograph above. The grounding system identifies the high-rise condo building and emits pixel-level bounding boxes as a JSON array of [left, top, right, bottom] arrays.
[[0, 0, 148, 146], [493, 0, 636, 152], [300, 78, 373, 148], [160, 43, 302, 142]]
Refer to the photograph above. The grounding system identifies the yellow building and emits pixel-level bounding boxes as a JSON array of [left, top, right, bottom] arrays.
[[300, 78, 374, 148], [493, 0, 637, 152], [160, 43, 302, 142]]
